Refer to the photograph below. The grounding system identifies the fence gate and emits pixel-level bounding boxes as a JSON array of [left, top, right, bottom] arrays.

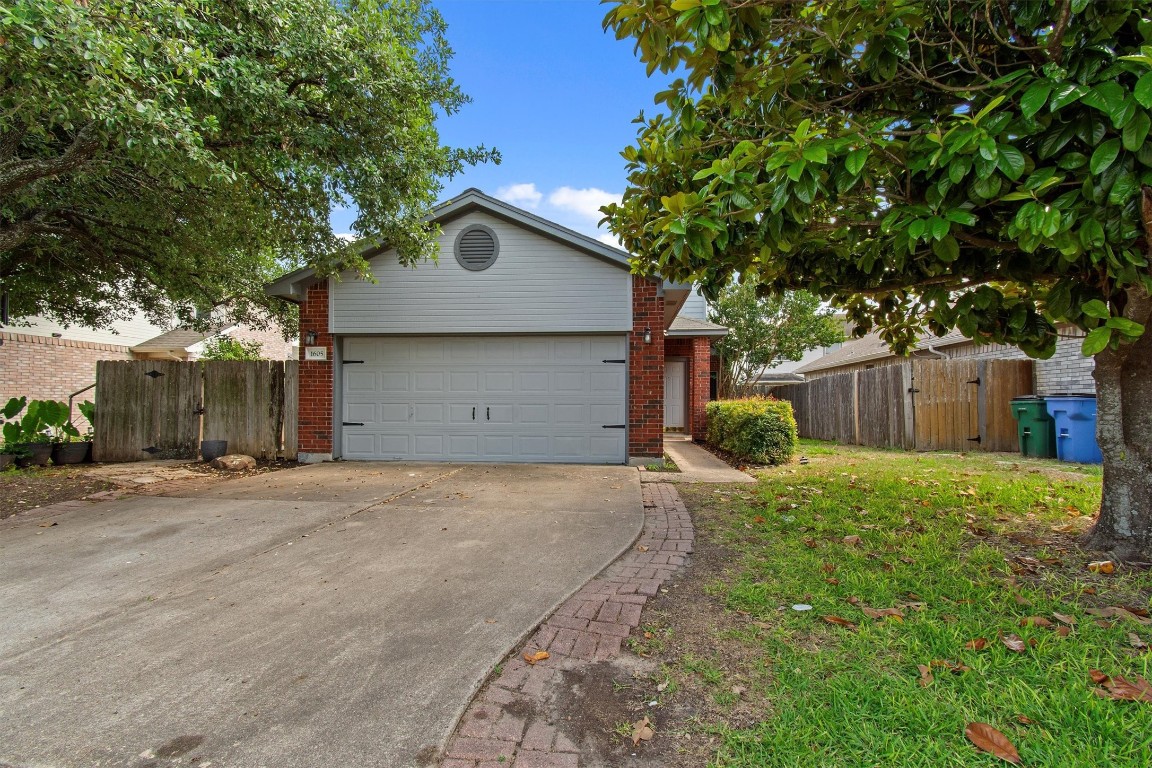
[[93, 360, 201, 462], [93, 360, 298, 462]]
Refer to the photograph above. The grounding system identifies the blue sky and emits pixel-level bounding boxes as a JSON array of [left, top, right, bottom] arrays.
[[330, 0, 668, 243]]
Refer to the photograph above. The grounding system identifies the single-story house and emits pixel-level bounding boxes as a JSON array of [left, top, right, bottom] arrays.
[[130, 324, 296, 361], [266, 188, 728, 465], [794, 326, 1095, 395]]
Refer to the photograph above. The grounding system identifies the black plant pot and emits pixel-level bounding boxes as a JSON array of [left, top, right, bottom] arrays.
[[0, 453, 13, 471], [201, 440, 228, 462], [52, 441, 92, 465], [16, 442, 52, 467]]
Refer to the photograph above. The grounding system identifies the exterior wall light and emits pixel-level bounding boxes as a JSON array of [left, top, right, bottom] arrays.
[[304, 330, 317, 345], [643, 327, 652, 344]]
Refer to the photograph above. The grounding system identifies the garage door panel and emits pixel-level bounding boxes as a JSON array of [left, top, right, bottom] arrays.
[[341, 335, 627, 463]]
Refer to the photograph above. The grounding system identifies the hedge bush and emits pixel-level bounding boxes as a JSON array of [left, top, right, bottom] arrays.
[[705, 397, 798, 465]]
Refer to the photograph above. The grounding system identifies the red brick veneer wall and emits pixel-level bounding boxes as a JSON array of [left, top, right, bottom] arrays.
[[629, 276, 664, 458], [0, 332, 133, 426], [298, 283, 334, 454], [663, 335, 712, 439]]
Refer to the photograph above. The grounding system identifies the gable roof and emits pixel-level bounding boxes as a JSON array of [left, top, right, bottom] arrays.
[[667, 315, 728, 337], [266, 188, 632, 302], [130, 327, 214, 353]]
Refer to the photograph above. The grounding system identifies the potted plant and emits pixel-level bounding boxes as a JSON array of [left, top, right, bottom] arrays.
[[2, 398, 54, 467], [0, 398, 25, 469], [52, 400, 94, 465]]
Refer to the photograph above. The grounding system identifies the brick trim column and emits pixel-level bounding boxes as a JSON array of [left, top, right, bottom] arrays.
[[628, 276, 663, 460], [298, 283, 333, 461], [690, 336, 711, 440]]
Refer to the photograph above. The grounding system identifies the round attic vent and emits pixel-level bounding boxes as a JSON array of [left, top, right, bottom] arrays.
[[454, 224, 499, 271]]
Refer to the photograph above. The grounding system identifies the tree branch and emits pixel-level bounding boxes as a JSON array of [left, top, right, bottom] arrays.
[[0, 124, 102, 196]]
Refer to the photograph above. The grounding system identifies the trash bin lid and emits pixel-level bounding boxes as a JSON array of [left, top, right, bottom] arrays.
[[1046, 393, 1096, 399]]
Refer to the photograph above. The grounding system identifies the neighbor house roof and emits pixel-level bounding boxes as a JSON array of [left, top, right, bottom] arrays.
[[795, 329, 980, 374], [666, 315, 729, 337], [266, 188, 632, 302], [130, 327, 214, 354]]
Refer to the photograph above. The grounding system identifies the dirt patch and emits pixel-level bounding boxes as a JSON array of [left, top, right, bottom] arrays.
[[0, 467, 116, 518]]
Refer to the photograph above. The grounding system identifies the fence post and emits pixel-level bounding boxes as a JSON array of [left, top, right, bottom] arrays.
[[901, 363, 916, 450]]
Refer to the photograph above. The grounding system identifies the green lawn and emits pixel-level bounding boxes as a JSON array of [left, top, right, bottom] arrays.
[[675, 441, 1150, 767]]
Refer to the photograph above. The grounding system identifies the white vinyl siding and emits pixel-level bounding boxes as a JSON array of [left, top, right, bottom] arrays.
[[9, 313, 168, 347], [341, 336, 627, 463], [677, 288, 709, 321], [329, 212, 631, 334]]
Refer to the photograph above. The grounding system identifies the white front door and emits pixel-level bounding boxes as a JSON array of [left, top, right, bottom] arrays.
[[664, 359, 686, 430], [340, 335, 627, 463]]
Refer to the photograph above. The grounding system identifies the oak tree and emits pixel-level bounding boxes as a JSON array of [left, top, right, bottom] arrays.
[[1, 0, 495, 331]]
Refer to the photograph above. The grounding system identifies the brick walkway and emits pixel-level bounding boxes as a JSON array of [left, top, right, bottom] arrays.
[[441, 482, 692, 767]]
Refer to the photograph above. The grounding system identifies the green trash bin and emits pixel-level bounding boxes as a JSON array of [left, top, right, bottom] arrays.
[[1010, 397, 1057, 458]]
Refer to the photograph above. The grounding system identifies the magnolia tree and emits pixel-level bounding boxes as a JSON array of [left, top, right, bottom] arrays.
[[603, 0, 1152, 559], [0, 0, 495, 331], [710, 283, 842, 397]]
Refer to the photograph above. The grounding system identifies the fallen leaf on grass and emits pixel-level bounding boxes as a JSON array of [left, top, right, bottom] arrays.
[[846, 596, 861, 605], [1055, 626, 1071, 637], [1013, 594, 1033, 607], [823, 615, 857, 630], [1085, 607, 1152, 626], [842, 535, 862, 545], [1129, 633, 1149, 651], [1000, 633, 1032, 653], [820, 563, 836, 573], [825, 577, 840, 585], [917, 664, 933, 687], [523, 651, 549, 665], [1052, 612, 1077, 626], [965, 722, 1022, 764], [1087, 560, 1116, 574], [965, 638, 988, 651], [1019, 617, 1053, 628], [932, 659, 972, 674], [656, 680, 669, 692], [802, 537, 819, 549], [861, 606, 905, 621], [1015, 714, 1034, 725], [631, 715, 655, 746], [1089, 670, 1152, 703]]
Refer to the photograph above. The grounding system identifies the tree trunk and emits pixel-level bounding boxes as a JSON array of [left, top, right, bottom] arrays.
[[1084, 286, 1152, 562]]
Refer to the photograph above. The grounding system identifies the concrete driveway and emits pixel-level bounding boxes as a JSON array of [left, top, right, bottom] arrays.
[[0, 462, 642, 768]]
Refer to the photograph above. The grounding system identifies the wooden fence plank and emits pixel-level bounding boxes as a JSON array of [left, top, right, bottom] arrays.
[[283, 360, 299, 461], [202, 361, 285, 460]]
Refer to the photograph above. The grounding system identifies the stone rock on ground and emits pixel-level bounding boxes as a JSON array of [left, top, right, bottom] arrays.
[[209, 454, 257, 471]]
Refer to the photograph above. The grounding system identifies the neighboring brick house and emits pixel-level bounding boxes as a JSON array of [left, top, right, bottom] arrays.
[[266, 188, 727, 465], [129, 324, 296, 361], [794, 326, 1095, 396]]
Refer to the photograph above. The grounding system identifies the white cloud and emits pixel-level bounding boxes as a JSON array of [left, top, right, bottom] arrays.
[[547, 186, 620, 221], [495, 182, 543, 209], [597, 232, 624, 249]]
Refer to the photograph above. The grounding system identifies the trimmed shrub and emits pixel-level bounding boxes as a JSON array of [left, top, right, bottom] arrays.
[[706, 397, 798, 465]]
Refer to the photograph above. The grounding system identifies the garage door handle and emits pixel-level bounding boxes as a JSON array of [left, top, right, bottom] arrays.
[[343, 421, 364, 426], [602, 424, 626, 429], [472, 407, 475, 421], [486, 407, 490, 420], [602, 359, 625, 363]]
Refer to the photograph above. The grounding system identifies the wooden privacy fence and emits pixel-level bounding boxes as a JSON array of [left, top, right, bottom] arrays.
[[93, 360, 298, 462], [773, 359, 1033, 452]]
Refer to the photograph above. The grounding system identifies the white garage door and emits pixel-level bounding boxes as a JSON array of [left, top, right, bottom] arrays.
[[341, 336, 627, 463]]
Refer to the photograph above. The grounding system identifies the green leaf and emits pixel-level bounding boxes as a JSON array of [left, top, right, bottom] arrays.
[[1105, 317, 1145, 336], [1135, 72, 1152, 108], [1082, 299, 1110, 319], [1020, 81, 1052, 118], [1049, 83, 1087, 112], [1057, 152, 1087, 170], [845, 148, 868, 176], [1109, 173, 1138, 205], [944, 210, 977, 225], [793, 119, 812, 142], [802, 145, 828, 164], [997, 146, 1026, 180], [786, 160, 806, 181], [999, 191, 1034, 201], [932, 235, 960, 262], [1080, 219, 1106, 249], [1123, 111, 1150, 151], [1082, 326, 1112, 355], [1090, 138, 1121, 174]]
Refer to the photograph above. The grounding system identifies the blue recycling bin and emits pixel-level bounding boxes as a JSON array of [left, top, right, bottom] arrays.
[[1044, 395, 1102, 464]]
